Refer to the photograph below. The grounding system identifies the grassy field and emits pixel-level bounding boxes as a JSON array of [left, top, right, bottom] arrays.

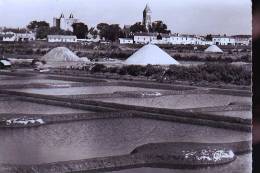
[[72, 63, 251, 86], [0, 41, 251, 62]]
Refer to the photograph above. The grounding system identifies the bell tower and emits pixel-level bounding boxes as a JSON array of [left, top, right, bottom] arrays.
[[143, 4, 152, 30]]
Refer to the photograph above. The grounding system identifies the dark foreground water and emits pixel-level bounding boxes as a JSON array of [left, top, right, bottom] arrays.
[[94, 94, 251, 110], [108, 154, 251, 173], [0, 118, 251, 165]]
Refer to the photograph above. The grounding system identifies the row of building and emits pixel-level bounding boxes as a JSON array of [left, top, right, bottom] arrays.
[[119, 33, 252, 46], [0, 30, 251, 46], [0, 32, 36, 42], [118, 4, 251, 46], [0, 4, 251, 46]]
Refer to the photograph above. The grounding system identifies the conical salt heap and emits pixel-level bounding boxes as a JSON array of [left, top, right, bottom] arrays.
[[204, 45, 223, 53], [40, 47, 90, 68], [125, 44, 179, 65]]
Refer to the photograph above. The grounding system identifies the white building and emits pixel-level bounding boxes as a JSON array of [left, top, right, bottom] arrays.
[[134, 33, 210, 45], [16, 33, 36, 42], [151, 34, 171, 44], [170, 35, 194, 45], [134, 33, 156, 44], [133, 33, 244, 46], [47, 35, 77, 43], [53, 13, 79, 31], [134, 33, 171, 44], [212, 36, 235, 46], [119, 38, 134, 44], [2, 34, 16, 42], [0, 32, 36, 42], [232, 35, 252, 46], [170, 34, 210, 45]]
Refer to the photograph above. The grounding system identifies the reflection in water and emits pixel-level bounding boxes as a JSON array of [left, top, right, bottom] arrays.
[[94, 94, 251, 110], [0, 100, 89, 114], [10, 86, 165, 96], [0, 79, 77, 85], [0, 118, 250, 165]]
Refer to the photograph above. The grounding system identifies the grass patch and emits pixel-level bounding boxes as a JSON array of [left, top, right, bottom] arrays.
[[85, 63, 251, 86]]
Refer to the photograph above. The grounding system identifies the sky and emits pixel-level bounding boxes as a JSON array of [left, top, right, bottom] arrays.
[[0, 0, 252, 35]]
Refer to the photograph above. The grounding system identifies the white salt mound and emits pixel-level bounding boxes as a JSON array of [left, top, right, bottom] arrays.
[[125, 44, 179, 65], [205, 45, 223, 53], [41, 47, 90, 68], [80, 57, 91, 63]]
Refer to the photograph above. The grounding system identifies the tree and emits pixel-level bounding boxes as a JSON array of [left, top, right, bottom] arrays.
[[72, 22, 88, 39], [49, 27, 73, 35], [149, 21, 170, 34], [27, 21, 50, 31], [130, 22, 147, 33], [107, 24, 123, 42], [27, 20, 51, 39], [97, 23, 109, 39], [36, 26, 50, 39], [97, 23, 109, 31], [205, 34, 213, 41], [88, 27, 98, 38], [97, 23, 122, 42]]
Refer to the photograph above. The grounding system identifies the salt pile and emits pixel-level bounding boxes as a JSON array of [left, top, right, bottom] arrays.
[[40, 47, 90, 68], [6, 118, 45, 126], [205, 45, 223, 53], [183, 149, 235, 162], [125, 44, 179, 65]]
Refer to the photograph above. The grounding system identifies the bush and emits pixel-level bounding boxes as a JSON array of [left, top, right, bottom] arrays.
[[90, 64, 107, 73], [119, 66, 128, 75], [108, 67, 119, 73], [145, 65, 164, 77], [162, 63, 251, 85], [88, 63, 251, 86], [125, 65, 146, 76], [241, 55, 251, 62]]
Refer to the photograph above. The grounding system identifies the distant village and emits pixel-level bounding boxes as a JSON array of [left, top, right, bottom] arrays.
[[0, 4, 252, 46]]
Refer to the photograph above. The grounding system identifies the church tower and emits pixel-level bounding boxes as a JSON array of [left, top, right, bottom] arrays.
[[143, 4, 152, 30]]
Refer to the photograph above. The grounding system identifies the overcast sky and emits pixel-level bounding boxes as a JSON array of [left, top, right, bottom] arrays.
[[0, 0, 252, 35]]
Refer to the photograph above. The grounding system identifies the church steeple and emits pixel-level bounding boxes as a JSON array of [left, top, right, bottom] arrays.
[[69, 13, 74, 18], [60, 13, 65, 19], [143, 3, 152, 30], [144, 4, 152, 13]]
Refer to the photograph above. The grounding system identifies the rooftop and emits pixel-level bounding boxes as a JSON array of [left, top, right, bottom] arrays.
[[144, 4, 152, 13], [47, 35, 77, 39]]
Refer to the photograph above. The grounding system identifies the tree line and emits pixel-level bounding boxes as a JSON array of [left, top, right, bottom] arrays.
[[23, 20, 171, 42]]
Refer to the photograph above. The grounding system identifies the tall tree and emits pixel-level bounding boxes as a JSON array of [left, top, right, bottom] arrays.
[[27, 20, 50, 39], [96, 23, 122, 42], [97, 23, 109, 31], [205, 34, 213, 41], [130, 22, 147, 33], [49, 27, 73, 35], [27, 21, 50, 31], [106, 24, 122, 42], [36, 26, 50, 39], [149, 21, 170, 34], [97, 23, 109, 39], [72, 22, 88, 39]]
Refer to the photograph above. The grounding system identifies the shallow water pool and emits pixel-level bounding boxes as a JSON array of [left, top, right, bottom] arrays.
[[0, 118, 251, 165]]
